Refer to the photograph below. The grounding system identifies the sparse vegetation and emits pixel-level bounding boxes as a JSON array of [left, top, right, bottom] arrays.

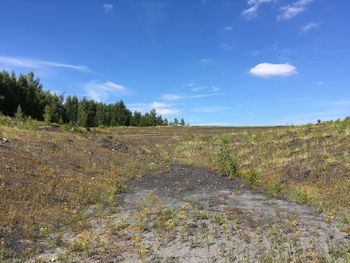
[[0, 117, 349, 261]]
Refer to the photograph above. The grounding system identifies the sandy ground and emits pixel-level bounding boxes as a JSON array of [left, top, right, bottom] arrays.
[[110, 165, 349, 262], [28, 165, 349, 262]]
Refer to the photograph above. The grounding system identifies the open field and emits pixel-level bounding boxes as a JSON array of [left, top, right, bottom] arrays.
[[0, 120, 350, 262]]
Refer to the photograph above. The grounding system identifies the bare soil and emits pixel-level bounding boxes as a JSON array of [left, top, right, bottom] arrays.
[[109, 165, 349, 262]]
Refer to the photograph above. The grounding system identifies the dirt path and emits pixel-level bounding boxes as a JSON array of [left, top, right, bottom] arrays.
[[113, 165, 349, 262]]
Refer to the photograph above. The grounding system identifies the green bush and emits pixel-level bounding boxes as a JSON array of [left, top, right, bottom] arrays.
[[0, 114, 12, 126], [16, 117, 39, 130], [218, 135, 239, 178], [102, 179, 126, 205], [248, 169, 260, 187]]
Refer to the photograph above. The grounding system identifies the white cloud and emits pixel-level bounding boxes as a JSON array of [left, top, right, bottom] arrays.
[[224, 26, 233, 31], [104, 4, 113, 12], [0, 55, 89, 72], [84, 81, 127, 101], [161, 94, 181, 101], [249, 63, 297, 78], [151, 101, 180, 115], [191, 93, 219, 98], [128, 101, 180, 116], [191, 85, 220, 93], [300, 22, 319, 34], [278, 0, 313, 20], [242, 0, 276, 19]]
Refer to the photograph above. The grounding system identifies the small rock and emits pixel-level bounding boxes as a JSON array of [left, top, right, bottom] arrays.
[[50, 258, 56, 262]]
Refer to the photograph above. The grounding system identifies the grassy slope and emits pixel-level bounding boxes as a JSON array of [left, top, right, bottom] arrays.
[[0, 119, 349, 259]]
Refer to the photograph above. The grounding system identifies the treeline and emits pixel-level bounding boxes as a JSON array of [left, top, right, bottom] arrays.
[[0, 70, 186, 128]]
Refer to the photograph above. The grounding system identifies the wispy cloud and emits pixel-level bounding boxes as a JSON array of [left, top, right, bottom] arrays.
[[104, 4, 113, 12], [84, 81, 127, 102], [242, 0, 276, 19], [191, 85, 220, 93], [152, 101, 180, 115], [128, 101, 180, 116], [161, 94, 182, 101], [224, 26, 233, 31], [0, 55, 89, 72], [250, 63, 297, 78], [192, 86, 207, 92], [278, 0, 313, 20], [300, 22, 319, 34], [191, 92, 220, 98]]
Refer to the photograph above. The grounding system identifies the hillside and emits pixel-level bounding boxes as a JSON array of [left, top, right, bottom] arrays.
[[0, 119, 350, 262]]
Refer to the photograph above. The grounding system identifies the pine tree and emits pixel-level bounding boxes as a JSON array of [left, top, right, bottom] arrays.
[[180, 118, 185, 126], [131, 111, 142, 126], [65, 96, 79, 125]]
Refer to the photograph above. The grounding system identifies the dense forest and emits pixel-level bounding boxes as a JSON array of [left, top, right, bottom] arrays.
[[0, 70, 186, 128]]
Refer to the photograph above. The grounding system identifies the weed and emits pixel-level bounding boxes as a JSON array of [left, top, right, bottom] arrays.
[[248, 169, 260, 187], [218, 135, 239, 178]]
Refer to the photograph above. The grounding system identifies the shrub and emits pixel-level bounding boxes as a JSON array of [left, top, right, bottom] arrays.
[[102, 179, 126, 205], [0, 114, 12, 126], [218, 135, 239, 178], [248, 169, 260, 187], [16, 117, 39, 130]]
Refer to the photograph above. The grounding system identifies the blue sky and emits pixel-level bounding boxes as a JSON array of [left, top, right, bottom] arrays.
[[0, 0, 349, 125]]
